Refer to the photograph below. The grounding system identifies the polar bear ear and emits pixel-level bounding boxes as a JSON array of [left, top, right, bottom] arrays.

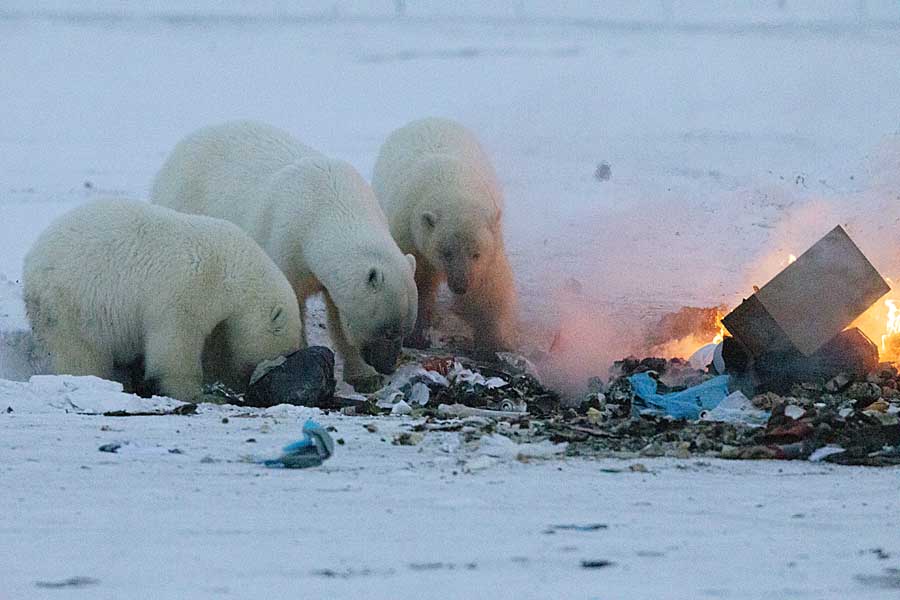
[[405, 253, 417, 274], [367, 267, 385, 291], [421, 211, 437, 230], [269, 304, 288, 333]]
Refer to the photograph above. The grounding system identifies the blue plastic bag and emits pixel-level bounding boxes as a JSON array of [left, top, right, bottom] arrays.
[[263, 419, 335, 469], [629, 372, 730, 420]]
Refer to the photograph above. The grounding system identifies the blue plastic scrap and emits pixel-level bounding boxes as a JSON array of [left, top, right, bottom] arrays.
[[263, 419, 335, 469], [628, 372, 731, 420]]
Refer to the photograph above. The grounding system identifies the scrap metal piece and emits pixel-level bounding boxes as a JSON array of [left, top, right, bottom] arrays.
[[724, 226, 890, 357]]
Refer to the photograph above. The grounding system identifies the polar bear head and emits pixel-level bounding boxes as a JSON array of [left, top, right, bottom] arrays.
[[333, 250, 418, 375], [227, 284, 303, 383], [409, 158, 502, 295]]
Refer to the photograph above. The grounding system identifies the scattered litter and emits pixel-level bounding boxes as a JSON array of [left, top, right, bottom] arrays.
[[408, 382, 430, 406], [700, 391, 770, 426], [784, 405, 806, 420], [478, 434, 567, 459], [808, 446, 846, 462], [34, 576, 99, 589], [438, 403, 526, 419], [630, 372, 731, 419], [462, 455, 498, 473], [855, 568, 900, 590], [390, 400, 412, 415], [392, 432, 424, 446], [245, 346, 336, 408], [451, 364, 508, 390], [545, 524, 608, 533], [262, 420, 335, 469], [594, 161, 612, 181], [580, 560, 615, 569]]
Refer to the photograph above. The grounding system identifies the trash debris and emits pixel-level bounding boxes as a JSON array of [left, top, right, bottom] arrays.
[[724, 226, 890, 357], [545, 523, 608, 533], [408, 382, 430, 406], [722, 227, 889, 393], [390, 400, 412, 415], [392, 432, 424, 446], [438, 403, 526, 420], [35, 576, 100, 589], [245, 346, 336, 408], [594, 161, 611, 181], [629, 372, 731, 419], [580, 560, 615, 569], [262, 419, 335, 469], [478, 434, 567, 459], [700, 391, 770, 426], [783, 405, 806, 420], [808, 445, 845, 462]]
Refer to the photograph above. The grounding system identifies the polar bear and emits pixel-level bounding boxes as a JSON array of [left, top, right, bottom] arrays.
[[23, 199, 302, 401], [372, 117, 517, 352], [151, 121, 418, 390]]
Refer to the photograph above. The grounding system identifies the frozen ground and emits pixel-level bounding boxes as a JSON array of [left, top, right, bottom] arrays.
[[2, 2, 900, 598]]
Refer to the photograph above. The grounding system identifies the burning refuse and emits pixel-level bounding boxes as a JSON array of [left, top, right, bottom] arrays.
[[882, 299, 900, 362]]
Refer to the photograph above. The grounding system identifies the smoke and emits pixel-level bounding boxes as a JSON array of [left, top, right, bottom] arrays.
[[532, 134, 900, 399]]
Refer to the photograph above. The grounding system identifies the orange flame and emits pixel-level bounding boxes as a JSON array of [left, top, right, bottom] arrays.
[[882, 299, 900, 361], [711, 312, 726, 345]]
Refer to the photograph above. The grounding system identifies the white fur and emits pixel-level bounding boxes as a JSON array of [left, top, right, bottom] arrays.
[[373, 117, 518, 351], [151, 121, 418, 386], [23, 199, 302, 401]]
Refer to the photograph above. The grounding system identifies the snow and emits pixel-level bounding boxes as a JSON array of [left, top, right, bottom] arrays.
[[2, 3, 900, 597]]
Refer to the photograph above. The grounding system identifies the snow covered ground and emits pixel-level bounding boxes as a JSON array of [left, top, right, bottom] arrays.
[[2, 2, 900, 598]]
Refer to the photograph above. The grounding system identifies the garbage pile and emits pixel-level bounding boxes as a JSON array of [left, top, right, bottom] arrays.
[[542, 355, 900, 466]]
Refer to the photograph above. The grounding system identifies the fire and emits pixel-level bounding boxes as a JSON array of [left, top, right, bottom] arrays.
[[882, 299, 900, 361], [711, 312, 726, 345]]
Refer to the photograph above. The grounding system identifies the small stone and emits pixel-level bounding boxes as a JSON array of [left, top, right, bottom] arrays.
[[392, 432, 424, 446], [848, 382, 882, 404], [752, 392, 782, 410], [594, 162, 612, 181], [365, 423, 379, 433], [629, 463, 648, 473], [98, 443, 121, 453], [221, 417, 229, 424], [5, 406, 12, 413], [825, 373, 851, 393], [245, 438, 257, 443]]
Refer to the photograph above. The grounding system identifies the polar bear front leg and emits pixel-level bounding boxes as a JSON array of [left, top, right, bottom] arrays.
[[452, 252, 518, 355], [323, 291, 382, 392], [144, 325, 205, 401], [407, 260, 439, 350]]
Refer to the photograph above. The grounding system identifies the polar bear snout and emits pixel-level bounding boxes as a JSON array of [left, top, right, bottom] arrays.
[[446, 269, 470, 295], [361, 333, 403, 375]]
